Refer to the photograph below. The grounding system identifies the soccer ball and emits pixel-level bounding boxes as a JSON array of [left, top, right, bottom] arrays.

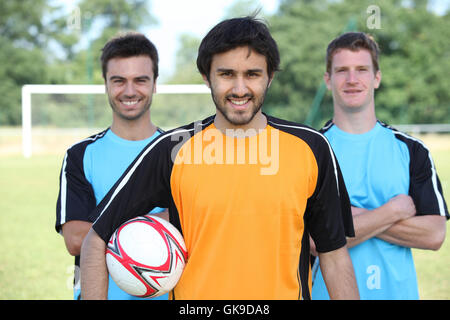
[[106, 215, 187, 298]]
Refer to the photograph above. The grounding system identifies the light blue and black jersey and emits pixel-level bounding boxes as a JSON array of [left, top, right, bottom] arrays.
[[312, 120, 448, 300], [56, 128, 167, 300]]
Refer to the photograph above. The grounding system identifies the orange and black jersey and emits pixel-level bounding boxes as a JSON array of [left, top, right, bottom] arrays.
[[91, 114, 354, 300]]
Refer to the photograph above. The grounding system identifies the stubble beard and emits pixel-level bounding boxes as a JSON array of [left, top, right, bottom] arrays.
[[108, 96, 152, 121], [211, 89, 268, 126]]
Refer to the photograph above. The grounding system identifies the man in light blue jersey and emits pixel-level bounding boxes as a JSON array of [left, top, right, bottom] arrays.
[[311, 32, 448, 299], [56, 32, 168, 300]]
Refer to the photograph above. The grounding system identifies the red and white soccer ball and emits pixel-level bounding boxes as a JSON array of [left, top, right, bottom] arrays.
[[106, 215, 187, 298]]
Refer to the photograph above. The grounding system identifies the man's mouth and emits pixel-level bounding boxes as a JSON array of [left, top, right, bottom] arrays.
[[121, 99, 140, 106], [227, 95, 252, 109], [229, 98, 250, 106], [343, 89, 362, 94]]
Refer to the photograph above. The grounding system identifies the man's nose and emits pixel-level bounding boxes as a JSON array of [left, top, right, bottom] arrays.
[[231, 76, 249, 96], [123, 82, 137, 97]]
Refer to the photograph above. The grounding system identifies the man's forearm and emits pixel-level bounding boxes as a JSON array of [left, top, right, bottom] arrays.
[[347, 194, 416, 248], [346, 206, 399, 248], [80, 228, 108, 299], [318, 246, 359, 299], [62, 220, 93, 256], [377, 215, 446, 250]]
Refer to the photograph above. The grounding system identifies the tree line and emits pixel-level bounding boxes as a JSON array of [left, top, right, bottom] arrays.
[[1, 0, 449, 129]]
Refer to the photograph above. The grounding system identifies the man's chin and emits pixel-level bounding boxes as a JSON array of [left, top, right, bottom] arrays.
[[223, 111, 256, 126]]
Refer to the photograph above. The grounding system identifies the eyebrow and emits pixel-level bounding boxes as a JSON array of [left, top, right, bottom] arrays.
[[108, 75, 151, 81], [109, 75, 125, 81], [215, 68, 264, 73], [334, 65, 371, 70]]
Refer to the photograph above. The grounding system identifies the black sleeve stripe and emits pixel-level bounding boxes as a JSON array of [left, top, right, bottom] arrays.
[[392, 130, 447, 217], [379, 120, 447, 217]]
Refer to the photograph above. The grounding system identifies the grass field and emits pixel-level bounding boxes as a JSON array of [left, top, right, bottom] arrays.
[[0, 129, 449, 299]]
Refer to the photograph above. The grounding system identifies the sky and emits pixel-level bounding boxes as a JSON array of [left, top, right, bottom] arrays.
[[143, 0, 280, 81]]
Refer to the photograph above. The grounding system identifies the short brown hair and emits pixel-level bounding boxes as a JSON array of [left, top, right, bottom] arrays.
[[101, 32, 159, 80], [326, 32, 380, 74]]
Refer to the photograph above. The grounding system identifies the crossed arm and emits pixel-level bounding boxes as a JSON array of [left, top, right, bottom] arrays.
[[311, 194, 446, 255], [347, 194, 446, 250]]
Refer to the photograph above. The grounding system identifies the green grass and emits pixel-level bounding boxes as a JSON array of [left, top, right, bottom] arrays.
[[412, 148, 450, 300], [0, 140, 449, 299], [0, 155, 73, 299]]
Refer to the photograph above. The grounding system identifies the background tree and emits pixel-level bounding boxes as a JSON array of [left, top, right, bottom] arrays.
[[166, 34, 203, 84], [0, 0, 58, 125], [266, 0, 450, 128], [69, 0, 158, 84], [2, 0, 449, 128]]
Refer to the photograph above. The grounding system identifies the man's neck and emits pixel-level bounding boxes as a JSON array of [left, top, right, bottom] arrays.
[[110, 118, 157, 141], [332, 106, 377, 134], [214, 111, 267, 137]]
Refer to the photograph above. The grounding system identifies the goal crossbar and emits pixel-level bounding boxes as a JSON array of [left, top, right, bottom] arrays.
[[21, 84, 210, 158]]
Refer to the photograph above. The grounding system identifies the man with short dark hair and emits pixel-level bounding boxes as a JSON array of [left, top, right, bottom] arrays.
[[56, 32, 167, 300], [81, 17, 359, 300]]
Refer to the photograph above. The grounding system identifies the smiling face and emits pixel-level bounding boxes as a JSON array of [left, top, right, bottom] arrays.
[[203, 46, 273, 131], [325, 48, 381, 115], [105, 55, 156, 123]]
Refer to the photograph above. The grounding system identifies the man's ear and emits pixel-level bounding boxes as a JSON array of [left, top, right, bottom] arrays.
[[202, 74, 211, 88], [374, 70, 382, 89], [268, 72, 275, 88], [324, 72, 331, 90]]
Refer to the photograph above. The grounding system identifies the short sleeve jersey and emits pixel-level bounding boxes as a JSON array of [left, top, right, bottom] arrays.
[[55, 128, 165, 300], [312, 121, 448, 300], [91, 115, 354, 300]]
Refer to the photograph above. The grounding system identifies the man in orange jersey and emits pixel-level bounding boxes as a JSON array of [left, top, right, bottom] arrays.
[[81, 16, 359, 300]]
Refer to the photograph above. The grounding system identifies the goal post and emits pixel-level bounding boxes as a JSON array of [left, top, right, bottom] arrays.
[[21, 84, 211, 158]]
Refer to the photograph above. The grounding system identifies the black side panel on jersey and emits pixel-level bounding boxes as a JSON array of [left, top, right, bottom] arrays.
[[55, 130, 108, 233], [382, 122, 449, 219]]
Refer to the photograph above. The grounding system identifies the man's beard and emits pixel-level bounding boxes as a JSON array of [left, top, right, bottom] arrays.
[[108, 96, 151, 121], [211, 89, 268, 126]]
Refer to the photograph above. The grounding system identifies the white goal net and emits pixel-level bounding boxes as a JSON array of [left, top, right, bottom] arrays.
[[21, 84, 212, 157]]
